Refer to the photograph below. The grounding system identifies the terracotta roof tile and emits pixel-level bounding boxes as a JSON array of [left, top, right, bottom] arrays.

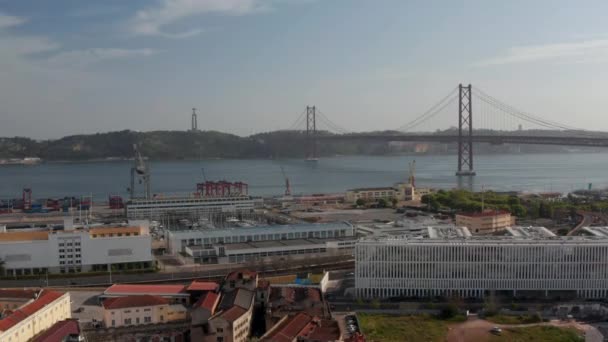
[[0, 289, 38, 299], [104, 284, 186, 295], [194, 292, 219, 312], [102, 295, 168, 310], [32, 319, 80, 342], [219, 306, 247, 323], [0, 290, 64, 332], [186, 281, 218, 292]]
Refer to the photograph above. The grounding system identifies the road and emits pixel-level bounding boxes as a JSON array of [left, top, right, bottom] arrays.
[[0, 259, 354, 288], [568, 211, 595, 236]]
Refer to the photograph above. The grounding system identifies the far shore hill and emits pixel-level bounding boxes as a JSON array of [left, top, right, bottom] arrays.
[[0, 129, 603, 161]]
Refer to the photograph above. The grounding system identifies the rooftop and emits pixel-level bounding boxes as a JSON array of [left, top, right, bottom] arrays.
[[219, 288, 254, 311], [0, 290, 64, 332], [348, 187, 396, 192], [0, 225, 145, 242], [261, 312, 317, 342], [32, 319, 80, 342], [219, 306, 247, 323], [360, 226, 608, 244], [167, 221, 353, 236], [456, 210, 511, 218], [102, 295, 168, 310], [193, 292, 220, 312], [0, 289, 38, 299], [186, 281, 218, 292], [221, 238, 350, 252], [104, 284, 187, 296]]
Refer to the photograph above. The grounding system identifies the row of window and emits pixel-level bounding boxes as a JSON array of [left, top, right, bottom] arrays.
[[91, 232, 139, 238], [58, 248, 81, 253], [181, 229, 348, 247], [58, 241, 81, 247]]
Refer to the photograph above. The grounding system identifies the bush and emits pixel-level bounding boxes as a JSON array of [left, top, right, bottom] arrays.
[[439, 303, 458, 319]]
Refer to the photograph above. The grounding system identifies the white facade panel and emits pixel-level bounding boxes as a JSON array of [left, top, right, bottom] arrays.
[[356, 236, 608, 299]]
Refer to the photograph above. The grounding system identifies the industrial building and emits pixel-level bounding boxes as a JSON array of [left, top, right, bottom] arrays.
[[455, 210, 516, 234], [0, 220, 153, 275], [125, 194, 261, 220], [166, 222, 356, 264], [356, 226, 608, 299]]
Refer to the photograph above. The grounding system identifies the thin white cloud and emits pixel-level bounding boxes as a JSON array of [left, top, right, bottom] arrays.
[[0, 12, 26, 29], [46, 48, 158, 68], [475, 39, 608, 66], [131, 0, 274, 38]]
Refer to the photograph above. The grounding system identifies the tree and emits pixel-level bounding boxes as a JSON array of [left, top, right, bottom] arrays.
[[510, 204, 527, 217], [355, 198, 366, 207], [377, 198, 388, 208], [390, 197, 398, 208], [0, 258, 5, 277]]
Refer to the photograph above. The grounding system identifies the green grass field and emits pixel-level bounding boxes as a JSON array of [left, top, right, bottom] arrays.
[[488, 326, 584, 342], [357, 313, 449, 342]]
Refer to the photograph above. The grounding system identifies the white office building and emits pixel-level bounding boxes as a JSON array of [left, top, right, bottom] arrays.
[[0, 220, 153, 275], [166, 222, 355, 264], [356, 226, 608, 299]]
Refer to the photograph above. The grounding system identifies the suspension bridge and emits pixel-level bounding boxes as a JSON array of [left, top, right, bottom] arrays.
[[284, 84, 608, 176]]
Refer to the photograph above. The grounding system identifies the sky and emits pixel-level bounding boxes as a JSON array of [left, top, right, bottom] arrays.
[[1, 0, 608, 139]]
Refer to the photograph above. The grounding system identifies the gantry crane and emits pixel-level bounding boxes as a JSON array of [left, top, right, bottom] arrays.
[[130, 144, 151, 199]]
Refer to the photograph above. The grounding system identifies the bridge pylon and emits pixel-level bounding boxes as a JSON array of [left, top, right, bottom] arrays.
[[305, 106, 318, 161], [456, 84, 476, 176]]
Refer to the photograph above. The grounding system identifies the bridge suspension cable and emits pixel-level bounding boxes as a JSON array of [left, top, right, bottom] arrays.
[[285, 109, 307, 131], [398, 87, 459, 132], [315, 109, 351, 134], [472, 87, 584, 132]]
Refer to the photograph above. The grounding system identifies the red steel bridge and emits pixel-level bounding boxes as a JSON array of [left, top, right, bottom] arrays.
[[285, 84, 608, 176]]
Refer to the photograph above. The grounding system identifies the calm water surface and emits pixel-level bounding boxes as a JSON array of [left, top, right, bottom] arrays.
[[0, 153, 606, 199]]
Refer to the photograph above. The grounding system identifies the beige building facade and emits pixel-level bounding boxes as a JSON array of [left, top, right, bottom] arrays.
[[102, 295, 188, 328], [0, 290, 71, 342], [455, 211, 516, 234]]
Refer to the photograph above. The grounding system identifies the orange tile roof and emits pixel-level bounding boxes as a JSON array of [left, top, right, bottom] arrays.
[[0, 289, 38, 299], [104, 284, 186, 296], [219, 306, 247, 323], [0, 290, 64, 332], [186, 281, 218, 292], [0, 231, 49, 242], [32, 319, 80, 342], [89, 226, 142, 236], [194, 292, 219, 312], [262, 312, 315, 342], [102, 295, 168, 310]]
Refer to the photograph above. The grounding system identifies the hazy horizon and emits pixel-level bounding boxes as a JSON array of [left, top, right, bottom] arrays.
[[1, 0, 608, 139]]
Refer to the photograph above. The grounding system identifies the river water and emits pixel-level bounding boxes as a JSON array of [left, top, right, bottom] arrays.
[[0, 153, 606, 200]]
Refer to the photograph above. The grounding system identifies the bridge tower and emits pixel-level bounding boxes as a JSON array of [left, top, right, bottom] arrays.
[[191, 108, 198, 131], [456, 84, 476, 176], [305, 106, 318, 161]]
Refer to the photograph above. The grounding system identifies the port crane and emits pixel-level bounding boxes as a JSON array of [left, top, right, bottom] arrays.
[[408, 160, 416, 187], [129, 144, 151, 199], [280, 166, 292, 196]]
